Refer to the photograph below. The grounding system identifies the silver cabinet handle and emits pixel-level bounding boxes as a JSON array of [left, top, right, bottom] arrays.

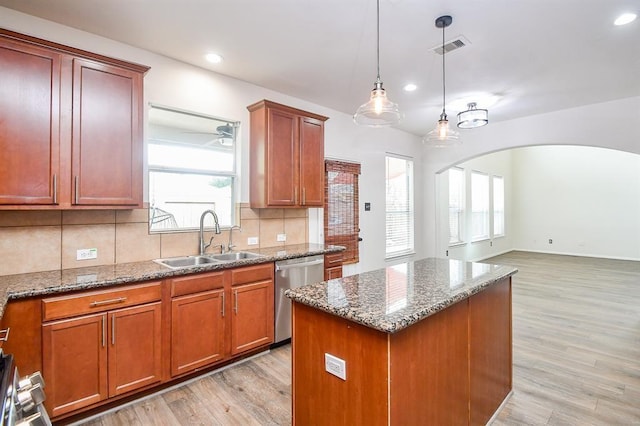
[[52, 174, 57, 204], [90, 297, 126, 307], [294, 186, 298, 205], [111, 316, 115, 346], [302, 187, 306, 205], [221, 292, 225, 317], [0, 328, 10, 342], [234, 290, 238, 314], [101, 317, 105, 347], [74, 175, 79, 204]]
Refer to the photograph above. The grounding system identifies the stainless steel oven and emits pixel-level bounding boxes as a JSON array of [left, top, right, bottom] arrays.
[[0, 343, 51, 426]]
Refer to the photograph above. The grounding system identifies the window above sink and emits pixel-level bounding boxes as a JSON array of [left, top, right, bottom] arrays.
[[147, 105, 240, 232]]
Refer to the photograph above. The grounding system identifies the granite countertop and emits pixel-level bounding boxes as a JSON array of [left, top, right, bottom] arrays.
[[285, 257, 518, 333], [0, 243, 344, 317]]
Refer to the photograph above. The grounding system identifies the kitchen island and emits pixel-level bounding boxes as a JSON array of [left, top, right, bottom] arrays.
[[286, 258, 518, 426]]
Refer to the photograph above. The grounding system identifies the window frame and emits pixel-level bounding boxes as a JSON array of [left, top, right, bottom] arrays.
[[385, 154, 415, 259], [492, 175, 505, 238], [470, 170, 490, 242], [448, 167, 465, 246]]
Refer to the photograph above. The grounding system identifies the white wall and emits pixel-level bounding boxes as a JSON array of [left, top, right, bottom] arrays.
[[0, 7, 424, 273], [437, 150, 514, 261], [512, 146, 640, 260], [422, 96, 640, 258]]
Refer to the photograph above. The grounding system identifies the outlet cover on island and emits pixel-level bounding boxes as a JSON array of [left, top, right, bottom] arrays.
[[277, 233, 287, 242], [324, 353, 346, 380], [77, 248, 97, 260], [247, 237, 259, 245]]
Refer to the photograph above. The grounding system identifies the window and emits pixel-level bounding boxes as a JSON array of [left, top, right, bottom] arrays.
[[448, 167, 465, 244], [385, 155, 414, 258], [148, 105, 238, 231], [493, 176, 505, 237], [471, 171, 489, 241], [325, 160, 361, 264]]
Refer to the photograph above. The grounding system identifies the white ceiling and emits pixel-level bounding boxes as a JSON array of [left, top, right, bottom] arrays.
[[1, 0, 638, 136]]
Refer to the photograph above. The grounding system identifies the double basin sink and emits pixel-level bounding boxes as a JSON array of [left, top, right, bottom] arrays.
[[154, 251, 264, 270]]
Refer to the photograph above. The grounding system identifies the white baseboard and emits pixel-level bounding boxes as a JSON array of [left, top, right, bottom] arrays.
[[511, 248, 640, 262]]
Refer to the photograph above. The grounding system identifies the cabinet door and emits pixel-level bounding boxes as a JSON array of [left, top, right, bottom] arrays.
[[71, 58, 143, 206], [171, 289, 226, 377], [42, 313, 108, 417], [231, 280, 274, 355], [299, 116, 325, 206], [0, 39, 60, 205], [108, 302, 162, 397], [266, 107, 298, 206]]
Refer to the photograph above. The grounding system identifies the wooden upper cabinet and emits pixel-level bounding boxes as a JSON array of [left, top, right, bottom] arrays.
[[0, 37, 60, 205], [248, 99, 328, 208], [72, 59, 143, 206], [0, 29, 148, 209]]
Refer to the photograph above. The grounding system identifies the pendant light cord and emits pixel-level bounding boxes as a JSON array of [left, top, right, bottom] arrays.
[[441, 20, 446, 116], [376, 0, 381, 81]]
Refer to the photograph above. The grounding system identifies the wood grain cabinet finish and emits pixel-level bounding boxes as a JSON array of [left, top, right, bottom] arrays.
[[170, 271, 226, 377], [324, 253, 343, 280], [0, 29, 148, 209], [41, 283, 162, 417], [247, 99, 328, 208]]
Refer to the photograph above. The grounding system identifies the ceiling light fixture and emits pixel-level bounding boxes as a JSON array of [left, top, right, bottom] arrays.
[[424, 15, 459, 146], [614, 13, 637, 26], [205, 53, 223, 64], [457, 102, 488, 129], [403, 83, 418, 92], [353, 0, 402, 127]]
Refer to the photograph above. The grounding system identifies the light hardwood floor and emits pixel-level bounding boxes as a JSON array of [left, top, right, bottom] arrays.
[[76, 251, 640, 425]]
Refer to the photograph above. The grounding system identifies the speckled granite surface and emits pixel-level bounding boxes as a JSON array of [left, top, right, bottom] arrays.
[[285, 257, 518, 333], [0, 243, 343, 317]]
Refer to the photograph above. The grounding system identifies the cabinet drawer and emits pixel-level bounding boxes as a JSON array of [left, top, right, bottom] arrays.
[[324, 253, 343, 266], [230, 263, 274, 285], [171, 271, 226, 298], [42, 282, 162, 321]]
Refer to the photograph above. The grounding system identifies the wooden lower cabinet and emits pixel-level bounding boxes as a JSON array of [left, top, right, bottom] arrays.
[[231, 280, 274, 355], [42, 302, 162, 417], [324, 252, 343, 280], [171, 289, 226, 377]]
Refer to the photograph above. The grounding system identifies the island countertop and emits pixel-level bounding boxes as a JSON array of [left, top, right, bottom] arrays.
[[285, 257, 518, 333]]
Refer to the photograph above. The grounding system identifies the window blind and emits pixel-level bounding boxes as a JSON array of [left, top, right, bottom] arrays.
[[448, 167, 465, 244], [324, 160, 361, 264], [385, 156, 414, 257], [471, 171, 489, 240]]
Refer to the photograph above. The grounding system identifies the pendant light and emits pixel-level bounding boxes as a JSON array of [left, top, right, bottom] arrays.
[[424, 15, 459, 146], [353, 0, 402, 127], [457, 102, 489, 128]]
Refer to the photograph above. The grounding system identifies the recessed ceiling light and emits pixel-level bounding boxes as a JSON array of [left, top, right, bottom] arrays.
[[614, 13, 637, 26], [205, 53, 223, 64], [403, 83, 417, 92]]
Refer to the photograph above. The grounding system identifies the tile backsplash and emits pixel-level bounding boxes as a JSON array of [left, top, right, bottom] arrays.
[[0, 203, 308, 276]]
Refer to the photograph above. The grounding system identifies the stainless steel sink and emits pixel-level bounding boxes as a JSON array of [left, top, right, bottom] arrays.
[[206, 251, 264, 262], [154, 255, 222, 269]]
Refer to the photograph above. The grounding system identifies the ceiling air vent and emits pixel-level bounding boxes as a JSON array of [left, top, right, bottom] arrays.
[[432, 35, 471, 55]]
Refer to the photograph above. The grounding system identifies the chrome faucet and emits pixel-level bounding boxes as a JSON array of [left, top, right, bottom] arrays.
[[199, 210, 222, 255], [226, 225, 241, 253]]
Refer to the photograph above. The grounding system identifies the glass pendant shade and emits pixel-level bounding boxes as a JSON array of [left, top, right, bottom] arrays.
[[353, 79, 402, 127], [457, 102, 488, 129], [423, 112, 460, 147]]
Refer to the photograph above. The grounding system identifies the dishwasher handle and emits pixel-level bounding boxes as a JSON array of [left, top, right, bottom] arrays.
[[275, 258, 324, 271]]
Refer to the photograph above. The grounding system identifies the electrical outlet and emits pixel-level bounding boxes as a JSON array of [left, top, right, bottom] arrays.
[[76, 248, 97, 260], [325, 353, 346, 381], [247, 237, 259, 245], [548, 239, 553, 244], [277, 233, 287, 242]]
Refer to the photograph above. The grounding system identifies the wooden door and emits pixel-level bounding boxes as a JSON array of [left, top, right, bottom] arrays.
[[299, 116, 324, 206], [108, 302, 162, 397], [171, 289, 226, 377], [266, 107, 298, 206], [0, 38, 60, 205], [71, 58, 142, 206], [42, 313, 108, 417], [230, 281, 274, 355]]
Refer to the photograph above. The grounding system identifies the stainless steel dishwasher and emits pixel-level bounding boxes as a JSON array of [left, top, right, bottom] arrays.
[[274, 254, 325, 344]]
